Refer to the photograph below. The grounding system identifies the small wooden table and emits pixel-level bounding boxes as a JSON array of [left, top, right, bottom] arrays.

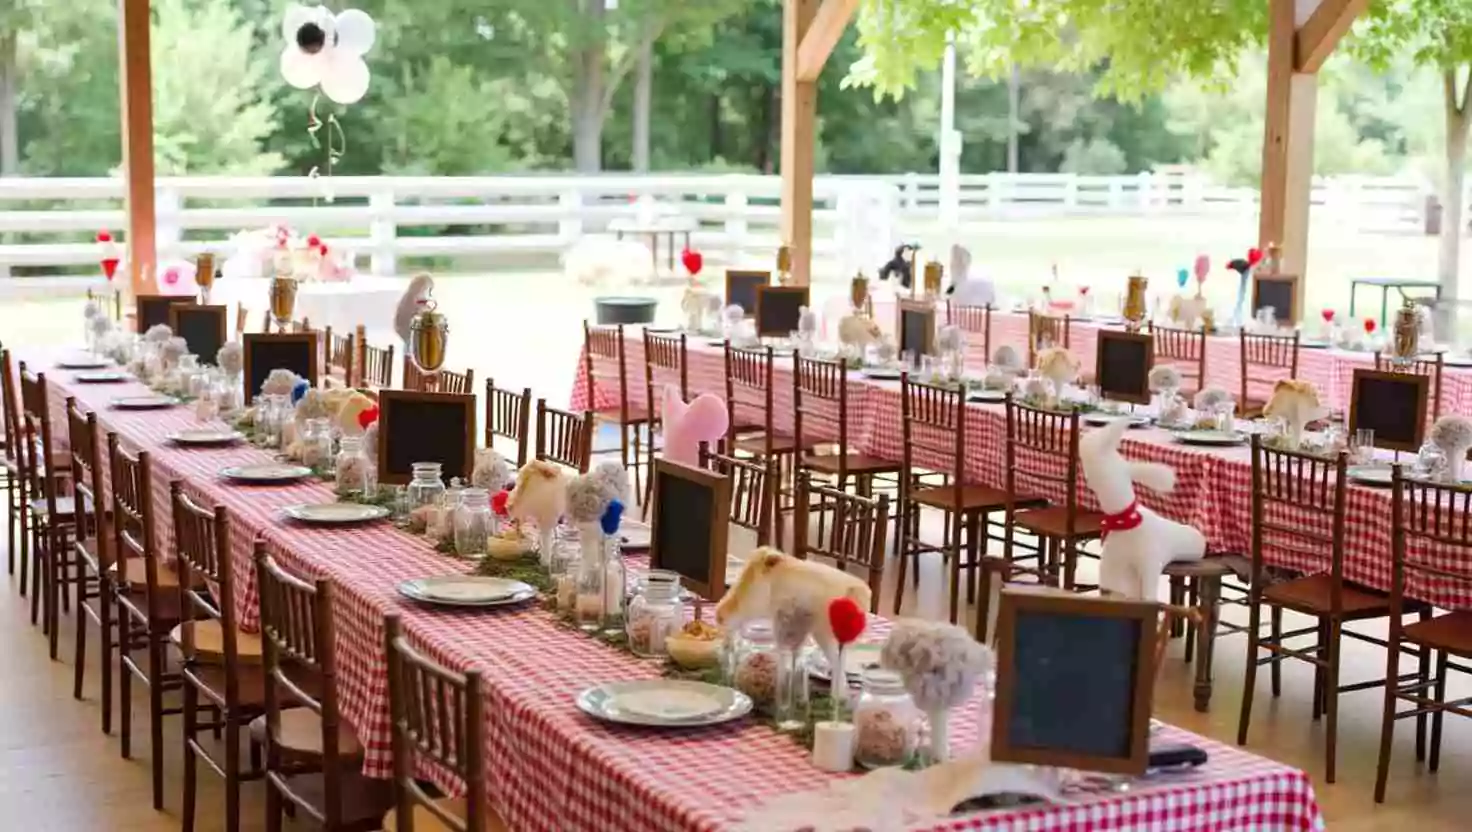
[[609, 216, 697, 273], [1349, 277, 1442, 326]]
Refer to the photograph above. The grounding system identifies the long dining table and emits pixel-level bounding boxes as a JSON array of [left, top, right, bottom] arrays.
[[28, 346, 1327, 832]]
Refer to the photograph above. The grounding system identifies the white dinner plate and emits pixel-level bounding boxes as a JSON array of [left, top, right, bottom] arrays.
[[1084, 413, 1152, 428], [57, 356, 111, 370], [281, 502, 390, 525], [967, 389, 1009, 403], [1171, 430, 1247, 447], [619, 520, 652, 551], [74, 370, 131, 384], [1298, 339, 1332, 350], [806, 642, 884, 684], [576, 680, 752, 728], [397, 576, 535, 607], [862, 367, 902, 380], [1348, 466, 1393, 487], [110, 395, 178, 410], [168, 429, 245, 446], [220, 463, 314, 484]]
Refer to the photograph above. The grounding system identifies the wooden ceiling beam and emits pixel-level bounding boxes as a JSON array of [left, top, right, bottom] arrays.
[[795, 0, 859, 83], [1295, 0, 1369, 73]]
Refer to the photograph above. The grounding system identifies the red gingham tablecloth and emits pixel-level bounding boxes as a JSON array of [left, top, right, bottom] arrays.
[[29, 348, 1325, 831]]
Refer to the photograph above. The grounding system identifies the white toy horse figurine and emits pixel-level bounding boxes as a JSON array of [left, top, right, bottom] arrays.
[[1079, 418, 1205, 599]]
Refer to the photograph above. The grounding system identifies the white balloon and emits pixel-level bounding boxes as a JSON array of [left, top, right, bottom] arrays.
[[280, 47, 323, 89], [281, 3, 313, 42], [319, 54, 370, 104], [334, 9, 377, 56]]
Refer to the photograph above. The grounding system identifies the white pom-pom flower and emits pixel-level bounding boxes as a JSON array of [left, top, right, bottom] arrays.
[[797, 306, 818, 337], [992, 345, 1022, 372], [723, 304, 746, 327], [1148, 365, 1182, 393], [935, 325, 964, 354], [1193, 387, 1233, 412], [1431, 415, 1472, 454], [279, 4, 376, 105], [260, 368, 302, 397], [471, 448, 512, 492], [880, 620, 993, 712], [145, 324, 174, 344], [565, 474, 608, 523], [216, 342, 243, 376]]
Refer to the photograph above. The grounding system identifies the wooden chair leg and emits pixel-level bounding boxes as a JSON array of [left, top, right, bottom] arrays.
[[224, 707, 242, 832], [29, 522, 43, 624], [148, 639, 165, 809], [72, 571, 87, 699], [1312, 620, 1326, 721], [1415, 611, 1431, 762], [1429, 651, 1449, 772], [182, 683, 198, 832], [47, 530, 61, 661], [1324, 619, 1342, 784], [1269, 606, 1283, 697], [892, 502, 910, 616], [1236, 588, 1264, 746], [118, 615, 133, 759], [6, 476, 15, 575], [265, 781, 283, 832], [1168, 577, 1185, 637], [1373, 629, 1402, 803], [100, 585, 115, 735], [17, 484, 28, 595]]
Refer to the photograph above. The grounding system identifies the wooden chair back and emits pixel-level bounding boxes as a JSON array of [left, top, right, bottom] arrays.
[[1249, 435, 1349, 609], [404, 358, 474, 395], [67, 398, 108, 566], [260, 311, 312, 333], [792, 355, 853, 476], [535, 399, 592, 474], [1239, 331, 1300, 407], [946, 302, 992, 360], [254, 544, 349, 827], [171, 484, 242, 680], [1148, 323, 1208, 392], [900, 374, 967, 492], [1, 348, 19, 469], [1004, 398, 1084, 527], [1389, 468, 1472, 617], [584, 323, 635, 420], [643, 331, 689, 433], [19, 364, 62, 515], [724, 344, 778, 452], [356, 324, 395, 388], [1028, 312, 1070, 366], [385, 614, 487, 832], [700, 446, 775, 546], [792, 470, 890, 612], [484, 378, 531, 467], [1374, 351, 1445, 424], [108, 435, 169, 619], [322, 325, 356, 386]]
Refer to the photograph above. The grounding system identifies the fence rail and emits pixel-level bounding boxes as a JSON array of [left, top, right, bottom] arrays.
[[0, 170, 1445, 281]]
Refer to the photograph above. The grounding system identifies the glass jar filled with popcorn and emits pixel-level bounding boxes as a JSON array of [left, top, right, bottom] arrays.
[[299, 418, 334, 472], [731, 620, 781, 711], [334, 435, 373, 495], [624, 570, 684, 658], [853, 668, 921, 769]]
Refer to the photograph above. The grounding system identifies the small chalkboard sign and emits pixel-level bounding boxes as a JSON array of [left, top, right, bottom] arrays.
[[753, 285, 809, 338], [1094, 330, 1154, 405], [135, 295, 190, 334], [991, 587, 1157, 776], [169, 304, 227, 365], [1349, 368, 1430, 453], [725, 270, 770, 316], [242, 333, 319, 406], [648, 458, 731, 601], [376, 389, 477, 486], [1252, 274, 1300, 325], [897, 299, 936, 357]]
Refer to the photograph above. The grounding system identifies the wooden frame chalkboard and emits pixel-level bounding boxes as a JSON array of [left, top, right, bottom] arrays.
[[1348, 368, 1430, 453], [991, 587, 1157, 776], [242, 333, 319, 406], [753, 285, 809, 338], [1251, 274, 1300, 326], [135, 294, 190, 334], [168, 304, 228, 365], [376, 389, 477, 486], [1094, 330, 1154, 405], [648, 458, 731, 601], [725, 269, 770, 316], [896, 298, 936, 357]]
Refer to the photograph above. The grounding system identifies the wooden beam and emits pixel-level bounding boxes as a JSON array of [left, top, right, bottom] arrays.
[[780, 0, 821, 286], [1259, 0, 1317, 283], [119, 0, 157, 296], [795, 0, 860, 83], [1295, 0, 1368, 73]]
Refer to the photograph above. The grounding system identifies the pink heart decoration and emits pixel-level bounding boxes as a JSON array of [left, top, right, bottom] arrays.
[[661, 385, 729, 466]]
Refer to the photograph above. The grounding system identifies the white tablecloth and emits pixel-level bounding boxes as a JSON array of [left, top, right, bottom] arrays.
[[210, 276, 406, 336]]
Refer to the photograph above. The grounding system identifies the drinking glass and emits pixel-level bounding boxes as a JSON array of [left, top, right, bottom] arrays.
[[1351, 429, 1376, 465], [919, 354, 939, 382]]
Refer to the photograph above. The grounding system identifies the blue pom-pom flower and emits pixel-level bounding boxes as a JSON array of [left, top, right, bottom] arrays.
[[290, 378, 309, 404], [599, 499, 624, 535]]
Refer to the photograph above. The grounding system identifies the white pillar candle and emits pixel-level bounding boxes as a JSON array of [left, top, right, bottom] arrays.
[[811, 721, 856, 773]]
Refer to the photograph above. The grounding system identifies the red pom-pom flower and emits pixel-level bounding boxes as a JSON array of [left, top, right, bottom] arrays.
[[356, 405, 379, 430], [305, 234, 321, 249], [1364, 317, 1377, 335], [491, 489, 510, 517], [1247, 247, 1264, 266], [827, 597, 867, 646], [680, 247, 703, 278]]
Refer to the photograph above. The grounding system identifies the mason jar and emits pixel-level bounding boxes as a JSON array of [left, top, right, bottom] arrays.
[[406, 462, 446, 513], [300, 417, 334, 472], [334, 435, 372, 495], [454, 487, 493, 558], [731, 620, 781, 710], [625, 569, 684, 658], [853, 668, 921, 769]]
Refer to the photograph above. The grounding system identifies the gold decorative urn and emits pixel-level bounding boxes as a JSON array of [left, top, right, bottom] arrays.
[[850, 272, 869, 313], [194, 252, 216, 304], [408, 289, 449, 377], [1123, 273, 1148, 332], [1392, 297, 1419, 364], [923, 260, 943, 297], [268, 274, 298, 332], [776, 245, 792, 286]]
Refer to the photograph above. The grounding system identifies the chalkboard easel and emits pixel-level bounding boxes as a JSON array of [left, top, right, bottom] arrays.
[[241, 332, 319, 406], [169, 304, 228, 365], [1251, 274, 1300, 326], [754, 285, 809, 338], [896, 298, 937, 357], [135, 294, 190, 334], [1094, 330, 1154, 405], [725, 269, 771, 317], [648, 458, 731, 601], [376, 389, 477, 486], [1348, 367, 1430, 453]]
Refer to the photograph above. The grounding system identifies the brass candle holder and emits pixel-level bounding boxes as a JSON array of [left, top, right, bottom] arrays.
[[408, 287, 449, 378], [776, 245, 792, 286], [268, 274, 299, 333], [850, 272, 870, 314], [923, 260, 943, 297], [1392, 297, 1419, 364], [1122, 273, 1148, 332], [195, 252, 215, 304]]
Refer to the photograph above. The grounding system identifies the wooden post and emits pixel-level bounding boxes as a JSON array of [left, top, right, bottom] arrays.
[[119, 0, 157, 296]]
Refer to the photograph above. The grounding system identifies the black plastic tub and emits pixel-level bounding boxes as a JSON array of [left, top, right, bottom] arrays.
[[594, 296, 658, 325]]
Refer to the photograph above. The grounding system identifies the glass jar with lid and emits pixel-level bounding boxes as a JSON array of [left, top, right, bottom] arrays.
[[334, 435, 374, 495], [299, 417, 334, 472], [731, 620, 781, 711], [406, 462, 445, 513], [259, 393, 289, 448], [454, 487, 493, 557], [625, 570, 685, 658], [853, 668, 921, 768]]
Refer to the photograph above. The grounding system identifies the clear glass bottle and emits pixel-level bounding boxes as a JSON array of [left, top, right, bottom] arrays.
[[575, 537, 607, 631], [602, 536, 626, 634], [334, 435, 372, 495], [259, 393, 289, 448], [406, 462, 446, 512], [300, 417, 334, 472], [853, 668, 921, 769], [454, 487, 492, 558], [625, 570, 684, 658], [732, 620, 781, 711]]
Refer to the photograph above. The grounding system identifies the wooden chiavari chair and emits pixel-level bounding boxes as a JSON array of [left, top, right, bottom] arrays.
[[357, 324, 395, 388], [323, 325, 357, 387], [67, 398, 113, 719], [585, 323, 651, 499], [535, 399, 593, 474], [1238, 331, 1299, 418], [794, 355, 901, 496], [109, 435, 186, 810], [945, 301, 992, 361], [404, 357, 475, 395], [1374, 351, 1445, 424], [1003, 399, 1101, 593], [484, 378, 531, 467], [1375, 468, 1472, 802], [1149, 322, 1208, 398], [1027, 311, 1071, 367], [1237, 436, 1416, 784], [899, 375, 1020, 623], [384, 614, 507, 832], [2, 347, 20, 578], [725, 343, 812, 543], [173, 486, 267, 832], [254, 545, 389, 829], [19, 364, 77, 648], [642, 331, 708, 510], [700, 446, 776, 547], [792, 470, 891, 613]]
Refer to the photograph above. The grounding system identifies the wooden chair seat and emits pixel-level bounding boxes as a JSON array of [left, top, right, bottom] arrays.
[[170, 619, 264, 664], [1013, 506, 1104, 538], [1162, 555, 1247, 580], [734, 433, 818, 455], [188, 662, 320, 709], [593, 402, 650, 424], [275, 769, 392, 830], [250, 707, 365, 761], [1402, 610, 1472, 657], [111, 558, 181, 591], [801, 452, 900, 475], [1262, 574, 1394, 619], [1240, 397, 1268, 419], [382, 798, 511, 832], [911, 483, 1014, 512]]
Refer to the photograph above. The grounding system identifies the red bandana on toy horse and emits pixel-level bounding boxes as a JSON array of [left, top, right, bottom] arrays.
[[1100, 501, 1143, 539]]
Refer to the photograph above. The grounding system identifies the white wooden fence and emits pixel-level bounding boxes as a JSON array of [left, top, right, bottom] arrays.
[[0, 170, 1439, 282]]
